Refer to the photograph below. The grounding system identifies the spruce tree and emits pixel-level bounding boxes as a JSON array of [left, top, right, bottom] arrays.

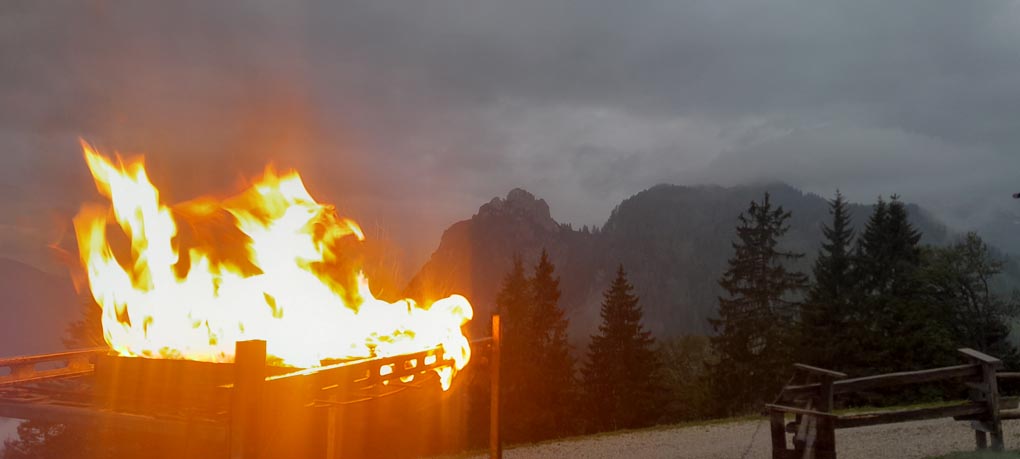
[[494, 255, 538, 442], [799, 191, 855, 366], [526, 249, 576, 440], [708, 192, 807, 415], [854, 196, 888, 296], [856, 196, 921, 297], [582, 265, 661, 432], [854, 196, 952, 373]]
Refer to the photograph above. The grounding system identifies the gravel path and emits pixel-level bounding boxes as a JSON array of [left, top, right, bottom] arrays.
[[448, 418, 1020, 459]]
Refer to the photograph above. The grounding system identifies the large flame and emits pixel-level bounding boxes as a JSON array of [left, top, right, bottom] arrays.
[[72, 141, 472, 390]]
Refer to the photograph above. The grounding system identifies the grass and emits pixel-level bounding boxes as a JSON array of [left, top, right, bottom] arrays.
[[835, 399, 968, 415]]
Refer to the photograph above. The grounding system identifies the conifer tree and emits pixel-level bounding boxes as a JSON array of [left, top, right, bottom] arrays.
[[854, 196, 888, 296], [494, 255, 538, 442], [799, 191, 855, 366], [526, 249, 576, 439], [856, 196, 921, 296], [708, 192, 807, 415], [494, 251, 576, 442], [854, 196, 952, 373], [582, 265, 661, 432]]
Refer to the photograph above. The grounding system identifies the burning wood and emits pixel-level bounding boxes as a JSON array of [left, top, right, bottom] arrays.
[[71, 140, 473, 389]]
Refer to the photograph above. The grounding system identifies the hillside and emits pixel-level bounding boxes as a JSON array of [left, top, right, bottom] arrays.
[[0, 258, 81, 357], [406, 184, 972, 345]]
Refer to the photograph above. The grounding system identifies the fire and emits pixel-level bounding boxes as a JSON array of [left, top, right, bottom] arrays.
[[72, 140, 472, 390]]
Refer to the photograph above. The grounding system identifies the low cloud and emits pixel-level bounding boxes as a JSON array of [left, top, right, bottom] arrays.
[[3, 0, 1020, 274]]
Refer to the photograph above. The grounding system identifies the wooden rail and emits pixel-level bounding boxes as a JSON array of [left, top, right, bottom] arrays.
[[0, 401, 226, 442], [783, 364, 982, 397], [0, 348, 106, 386], [0, 336, 498, 459], [769, 348, 1011, 459]]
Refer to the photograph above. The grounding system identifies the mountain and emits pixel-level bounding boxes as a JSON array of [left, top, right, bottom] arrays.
[[406, 183, 968, 345], [0, 258, 81, 357]]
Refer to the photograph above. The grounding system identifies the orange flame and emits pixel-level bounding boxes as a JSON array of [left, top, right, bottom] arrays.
[[72, 140, 472, 390]]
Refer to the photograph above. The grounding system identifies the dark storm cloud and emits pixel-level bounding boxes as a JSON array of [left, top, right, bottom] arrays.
[[3, 0, 1020, 273]]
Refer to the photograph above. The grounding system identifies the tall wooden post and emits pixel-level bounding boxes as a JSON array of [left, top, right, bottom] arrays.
[[983, 362, 1004, 451], [490, 315, 502, 459], [816, 378, 837, 458], [230, 340, 266, 459], [326, 391, 339, 459], [959, 348, 1004, 452], [769, 408, 787, 459], [791, 364, 846, 459]]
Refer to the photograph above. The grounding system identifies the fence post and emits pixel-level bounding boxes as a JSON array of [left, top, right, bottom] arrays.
[[769, 408, 787, 459], [816, 377, 837, 458], [490, 315, 502, 459], [230, 340, 266, 459], [959, 348, 1004, 451]]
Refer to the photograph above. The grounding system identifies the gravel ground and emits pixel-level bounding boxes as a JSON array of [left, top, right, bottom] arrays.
[[447, 418, 1020, 459]]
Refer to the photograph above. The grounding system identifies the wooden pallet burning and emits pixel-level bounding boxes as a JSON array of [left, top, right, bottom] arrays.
[[0, 334, 498, 459]]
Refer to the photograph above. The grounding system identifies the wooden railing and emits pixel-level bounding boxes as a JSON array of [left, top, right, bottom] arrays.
[[0, 348, 106, 386], [768, 348, 1016, 459]]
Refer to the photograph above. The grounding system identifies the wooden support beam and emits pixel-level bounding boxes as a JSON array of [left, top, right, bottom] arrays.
[[836, 402, 987, 429], [766, 404, 837, 419], [958, 348, 1003, 368], [958, 348, 1004, 450], [802, 415, 817, 459], [954, 397, 1019, 420], [326, 389, 340, 459], [0, 348, 105, 386], [230, 340, 266, 459], [999, 409, 1020, 420], [975, 430, 988, 450], [265, 347, 448, 391], [965, 382, 989, 394], [490, 315, 502, 459], [793, 364, 848, 380], [815, 378, 836, 458], [770, 409, 788, 459], [784, 364, 981, 397], [0, 401, 226, 442], [984, 363, 1003, 450]]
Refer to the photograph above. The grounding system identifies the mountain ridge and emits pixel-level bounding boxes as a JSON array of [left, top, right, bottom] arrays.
[[0, 257, 81, 357], [406, 182, 1000, 345]]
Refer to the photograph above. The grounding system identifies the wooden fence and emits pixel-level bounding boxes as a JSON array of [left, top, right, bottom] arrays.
[[768, 348, 1020, 459]]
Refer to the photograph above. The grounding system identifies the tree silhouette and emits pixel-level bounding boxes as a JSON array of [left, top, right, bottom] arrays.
[[582, 265, 661, 431], [708, 192, 807, 414], [493, 250, 577, 442], [799, 190, 855, 366], [525, 250, 576, 439]]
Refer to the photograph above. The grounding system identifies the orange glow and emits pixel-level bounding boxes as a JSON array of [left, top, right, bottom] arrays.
[[72, 140, 472, 390]]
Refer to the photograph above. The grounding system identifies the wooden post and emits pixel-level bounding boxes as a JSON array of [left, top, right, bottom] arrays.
[[790, 364, 845, 459], [802, 415, 817, 459], [984, 362, 1003, 451], [815, 378, 837, 458], [974, 429, 988, 450], [326, 391, 339, 459], [490, 315, 502, 459], [770, 408, 787, 459], [959, 348, 1004, 451], [230, 340, 266, 459]]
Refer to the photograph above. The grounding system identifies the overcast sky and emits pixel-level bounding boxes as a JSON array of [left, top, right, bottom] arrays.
[[3, 0, 1020, 276]]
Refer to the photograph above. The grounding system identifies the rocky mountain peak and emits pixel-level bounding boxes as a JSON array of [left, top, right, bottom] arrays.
[[476, 188, 558, 232]]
